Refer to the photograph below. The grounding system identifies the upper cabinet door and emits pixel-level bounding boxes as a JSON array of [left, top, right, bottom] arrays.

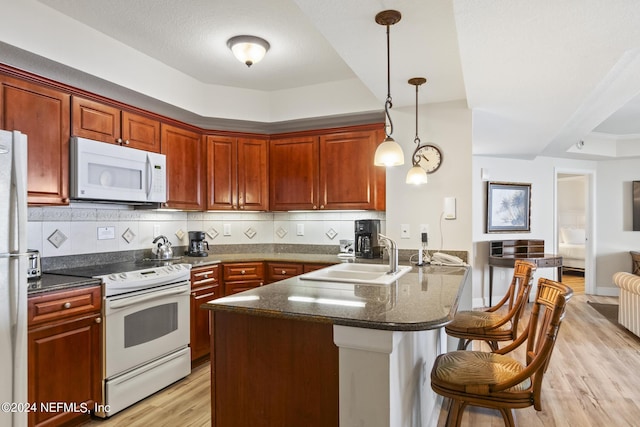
[[72, 96, 160, 152], [121, 111, 160, 152], [237, 137, 268, 211], [269, 136, 319, 211], [0, 75, 70, 205], [161, 124, 204, 210], [206, 135, 237, 210], [319, 129, 385, 210], [72, 96, 120, 143]]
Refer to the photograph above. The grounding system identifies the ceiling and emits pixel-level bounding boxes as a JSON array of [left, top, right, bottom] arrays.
[[36, 0, 640, 160]]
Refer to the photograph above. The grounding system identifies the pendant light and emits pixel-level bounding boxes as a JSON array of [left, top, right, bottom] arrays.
[[373, 10, 404, 167], [406, 77, 429, 185]]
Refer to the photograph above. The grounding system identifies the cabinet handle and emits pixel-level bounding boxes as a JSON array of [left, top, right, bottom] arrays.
[[259, 282, 264, 286], [320, 205, 325, 209], [63, 302, 71, 309], [95, 317, 102, 324], [240, 206, 245, 210], [281, 270, 286, 274], [313, 205, 317, 210], [241, 270, 246, 275], [116, 138, 123, 144], [124, 140, 130, 145], [192, 293, 196, 297], [203, 274, 209, 279]]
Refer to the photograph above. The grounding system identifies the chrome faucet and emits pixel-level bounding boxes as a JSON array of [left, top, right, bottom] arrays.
[[378, 233, 398, 274]]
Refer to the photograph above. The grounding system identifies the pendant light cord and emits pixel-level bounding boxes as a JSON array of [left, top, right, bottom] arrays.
[[384, 24, 394, 138], [411, 81, 422, 166]]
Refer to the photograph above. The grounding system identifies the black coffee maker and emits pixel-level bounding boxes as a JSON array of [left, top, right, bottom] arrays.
[[187, 231, 209, 257], [354, 219, 382, 258]]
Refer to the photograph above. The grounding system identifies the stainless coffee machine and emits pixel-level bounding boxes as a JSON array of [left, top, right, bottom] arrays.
[[187, 231, 209, 257], [354, 219, 382, 258]]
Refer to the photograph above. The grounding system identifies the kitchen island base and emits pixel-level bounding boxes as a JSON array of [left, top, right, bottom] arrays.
[[210, 311, 339, 427]]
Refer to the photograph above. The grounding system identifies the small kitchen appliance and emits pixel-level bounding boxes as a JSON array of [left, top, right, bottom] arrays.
[[354, 219, 382, 259], [187, 231, 209, 257], [27, 249, 41, 280]]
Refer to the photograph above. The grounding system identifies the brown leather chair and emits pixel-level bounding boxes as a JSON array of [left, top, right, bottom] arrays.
[[431, 278, 573, 427], [445, 260, 536, 351]]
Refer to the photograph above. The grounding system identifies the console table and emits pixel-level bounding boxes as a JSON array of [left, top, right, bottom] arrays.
[[488, 240, 563, 303]]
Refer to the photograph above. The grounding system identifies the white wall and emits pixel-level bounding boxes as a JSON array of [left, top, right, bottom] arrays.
[[385, 100, 472, 258], [472, 155, 640, 303], [596, 158, 640, 286]]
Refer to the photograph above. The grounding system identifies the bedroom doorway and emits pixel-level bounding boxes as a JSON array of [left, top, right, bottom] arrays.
[[555, 170, 594, 294]]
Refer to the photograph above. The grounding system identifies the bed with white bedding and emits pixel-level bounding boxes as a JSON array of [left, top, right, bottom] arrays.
[[558, 227, 585, 272]]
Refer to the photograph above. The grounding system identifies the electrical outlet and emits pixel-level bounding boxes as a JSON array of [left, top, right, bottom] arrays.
[[400, 224, 410, 239], [223, 224, 231, 236], [296, 224, 304, 236]]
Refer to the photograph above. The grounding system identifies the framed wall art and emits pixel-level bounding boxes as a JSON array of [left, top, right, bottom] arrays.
[[486, 181, 531, 233]]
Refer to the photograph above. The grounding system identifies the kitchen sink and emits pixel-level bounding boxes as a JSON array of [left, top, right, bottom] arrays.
[[298, 263, 412, 285]]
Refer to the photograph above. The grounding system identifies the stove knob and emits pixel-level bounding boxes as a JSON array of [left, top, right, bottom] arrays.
[[166, 265, 174, 271], [119, 273, 127, 279], [173, 264, 181, 270], [108, 274, 117, 281]]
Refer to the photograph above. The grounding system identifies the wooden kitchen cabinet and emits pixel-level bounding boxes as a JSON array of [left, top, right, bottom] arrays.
[[319, 128, 385, 210], [269, 135, 319, 211], [72, 96, 161, 152], [266, 262, 304, 284], [190, 264, 221, 364], [27, 285, 102, 427], [206, 135, 269, 211], [222, 262, 265, 295], [161, 123, 205, 210], [266, 262, 333, 284], [0, 74, 70, 205], [270, 125, 385, 211]]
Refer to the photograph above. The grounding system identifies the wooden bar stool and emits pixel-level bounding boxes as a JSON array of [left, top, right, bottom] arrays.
[[445, 260, 536, 351], [431, 278, 573, 427]]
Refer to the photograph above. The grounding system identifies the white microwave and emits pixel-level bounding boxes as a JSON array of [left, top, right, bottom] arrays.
[[70, 137, 167, 204]]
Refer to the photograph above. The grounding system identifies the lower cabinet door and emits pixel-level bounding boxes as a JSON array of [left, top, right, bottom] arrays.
[[191, 284, 221, 362], [28, 313, 102, 427]]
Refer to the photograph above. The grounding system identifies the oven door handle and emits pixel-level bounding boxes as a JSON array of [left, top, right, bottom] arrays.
[[108, 286, 189, 310]]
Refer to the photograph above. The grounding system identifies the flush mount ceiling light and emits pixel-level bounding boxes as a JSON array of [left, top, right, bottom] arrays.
[[227, 35, 270, 67], [406, 77, 429, 185], [373, 10, 405, 167]]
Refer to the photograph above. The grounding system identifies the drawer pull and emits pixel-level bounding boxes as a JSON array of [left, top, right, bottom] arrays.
[[241, 270, 246, 275], [95, 317, 102, 324], [281, 270, 286, 275], [63, 302, 71, 309]]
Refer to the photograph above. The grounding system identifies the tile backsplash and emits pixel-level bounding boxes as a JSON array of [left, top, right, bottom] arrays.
[[28, 203, 386, 258]]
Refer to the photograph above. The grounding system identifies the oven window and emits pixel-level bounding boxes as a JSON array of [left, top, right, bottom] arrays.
[[124, 302, 178, 348]]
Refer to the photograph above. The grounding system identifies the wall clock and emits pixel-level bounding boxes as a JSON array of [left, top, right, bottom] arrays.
[[415, 144, 442, 173]]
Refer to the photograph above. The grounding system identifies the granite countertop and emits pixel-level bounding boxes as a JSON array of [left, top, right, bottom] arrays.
[[187, 252, 353, 266], [28, 274, 102, 296], [203, 264, 470, 331]]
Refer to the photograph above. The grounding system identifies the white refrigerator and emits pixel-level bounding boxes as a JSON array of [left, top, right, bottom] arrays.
[[0, 130, 28, 427]]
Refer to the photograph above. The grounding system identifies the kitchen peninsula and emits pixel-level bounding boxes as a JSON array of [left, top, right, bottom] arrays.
[[203, 264, 470, 427]]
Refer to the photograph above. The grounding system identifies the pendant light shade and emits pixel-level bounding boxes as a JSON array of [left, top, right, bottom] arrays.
[[373, 10, 404, 167], [406, 165, 428, 184], [405, 77, 429, 185], [375, 136, 405, 167], [227, 35, 270, 67]]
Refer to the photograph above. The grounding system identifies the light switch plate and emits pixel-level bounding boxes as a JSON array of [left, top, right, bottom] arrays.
[[223, 224, 231, 236], [296, 224, 304, 236]]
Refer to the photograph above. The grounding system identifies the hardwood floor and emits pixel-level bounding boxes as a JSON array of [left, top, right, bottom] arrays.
[[82, 294, 640, 427]]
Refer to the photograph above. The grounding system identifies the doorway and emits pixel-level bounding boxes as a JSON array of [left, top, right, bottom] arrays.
[[555, 170, 595, 294]]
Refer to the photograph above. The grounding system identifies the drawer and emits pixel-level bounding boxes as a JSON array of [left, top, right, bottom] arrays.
[[28, 285, 102, 326], [225, 280, 264, 295], [537, 258, 562, 268], [191, 264, 220, 288], [303, 263, 332, 273], [223, 262, 264, 282], [267, 262, 303, 282]]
